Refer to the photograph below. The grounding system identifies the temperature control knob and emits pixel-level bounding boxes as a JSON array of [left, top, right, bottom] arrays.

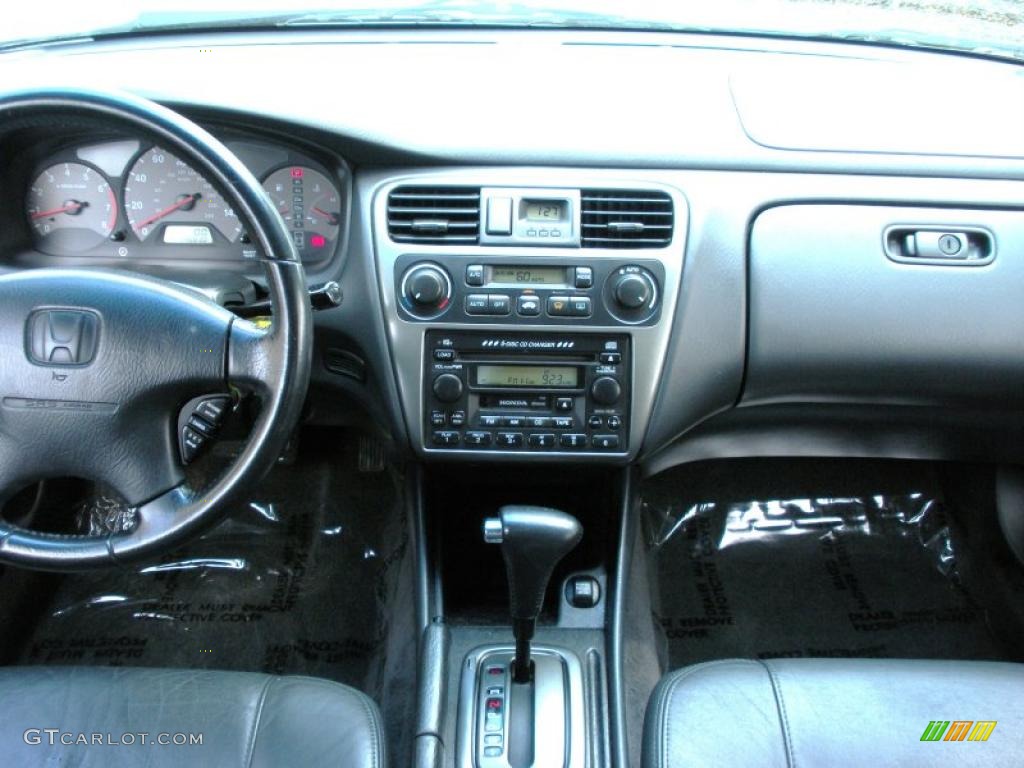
[[405, 264, 450, 307], [590, 376, 621, 406], [613, 273, 652, 310]]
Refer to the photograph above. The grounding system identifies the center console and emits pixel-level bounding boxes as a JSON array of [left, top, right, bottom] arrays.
[[371, 170, 686, 463]]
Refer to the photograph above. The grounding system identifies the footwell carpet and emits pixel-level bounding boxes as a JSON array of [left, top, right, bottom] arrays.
[[19, 446, 407, 694], [646, 485, 1012, 668]]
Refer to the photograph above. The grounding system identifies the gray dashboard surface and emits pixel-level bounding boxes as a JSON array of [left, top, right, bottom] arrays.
[[3, 29, 1024, 179]]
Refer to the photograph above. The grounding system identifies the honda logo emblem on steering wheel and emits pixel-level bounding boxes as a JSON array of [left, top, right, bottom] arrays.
[[26, 308, 100, 366]]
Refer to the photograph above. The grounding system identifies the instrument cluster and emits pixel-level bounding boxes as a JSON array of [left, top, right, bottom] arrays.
[[24, 137, 346, 265]]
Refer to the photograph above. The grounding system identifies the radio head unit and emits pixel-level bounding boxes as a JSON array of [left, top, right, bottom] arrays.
[[424, 330, 629, 455]]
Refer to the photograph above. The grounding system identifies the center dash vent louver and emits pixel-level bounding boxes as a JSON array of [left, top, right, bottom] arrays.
[[387, 186, 481, 244], [580, 189, 673, 248]]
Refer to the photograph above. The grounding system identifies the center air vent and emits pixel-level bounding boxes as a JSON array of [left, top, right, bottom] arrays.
[[580, 189, 673, 249], [387, 186, 481, 244]]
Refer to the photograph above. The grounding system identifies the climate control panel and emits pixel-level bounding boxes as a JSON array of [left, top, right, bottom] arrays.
[[396, 254, 663, 326], [424, 330, 630, 455]]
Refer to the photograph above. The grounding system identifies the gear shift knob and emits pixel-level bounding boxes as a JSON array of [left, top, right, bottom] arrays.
[[484, 505, 582, 682]]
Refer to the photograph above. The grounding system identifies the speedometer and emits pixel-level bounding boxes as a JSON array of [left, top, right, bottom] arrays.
[[124, 147, 242, 243]]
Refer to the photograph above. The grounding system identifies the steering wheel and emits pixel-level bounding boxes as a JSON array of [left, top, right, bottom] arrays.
[[0, 88, 312, 570]]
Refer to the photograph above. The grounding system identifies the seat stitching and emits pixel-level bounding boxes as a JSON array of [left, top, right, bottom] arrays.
[[355, 686, 382, 768], [244, 676, 275, 768], [760, 660, 795, 768]]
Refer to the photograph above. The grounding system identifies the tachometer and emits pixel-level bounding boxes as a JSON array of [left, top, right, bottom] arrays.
[[27, 162, 117, 250], [124, 147, 242, 243], [262, 166, 340, 260]]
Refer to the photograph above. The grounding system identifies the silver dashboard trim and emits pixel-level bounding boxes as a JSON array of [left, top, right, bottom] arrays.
[[368, 168, 688, 462]]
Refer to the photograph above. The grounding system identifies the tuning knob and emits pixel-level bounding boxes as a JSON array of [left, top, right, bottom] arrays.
[[590, 376, 621, 406], [402, 264, 451, 312], [613, 272, 652, 310]]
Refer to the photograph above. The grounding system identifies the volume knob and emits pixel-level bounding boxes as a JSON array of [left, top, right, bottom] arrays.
[[433, 373, 463, 403]]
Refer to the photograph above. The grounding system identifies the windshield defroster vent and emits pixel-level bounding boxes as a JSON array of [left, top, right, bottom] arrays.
[[580, 189, 673, 248], [387, 186, 481, 244]]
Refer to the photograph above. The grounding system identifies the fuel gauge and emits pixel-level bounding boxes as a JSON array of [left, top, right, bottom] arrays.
[[262, 166, 340, 260]]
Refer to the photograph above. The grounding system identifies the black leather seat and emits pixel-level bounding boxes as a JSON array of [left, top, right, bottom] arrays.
[[643, 658, 1024, 767], [0, 666, 385, 767]]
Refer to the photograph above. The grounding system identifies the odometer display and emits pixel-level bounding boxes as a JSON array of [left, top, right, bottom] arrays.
[[124, 147, 241, 242], [476, 365, 578, 388]]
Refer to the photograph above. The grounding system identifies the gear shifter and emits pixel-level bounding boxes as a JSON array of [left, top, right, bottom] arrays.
[[484, 505, 583, 683]]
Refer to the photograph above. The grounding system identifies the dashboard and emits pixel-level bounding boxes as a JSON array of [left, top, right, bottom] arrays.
[[2, 28, 1024, 474]]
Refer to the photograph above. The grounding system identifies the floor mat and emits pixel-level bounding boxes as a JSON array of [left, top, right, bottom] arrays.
[[645, 475, 1012, 668], [18, 443, 407, 693]]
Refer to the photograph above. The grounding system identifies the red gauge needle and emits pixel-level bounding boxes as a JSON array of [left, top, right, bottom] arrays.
[[31, 201, 87, 219], [136, 194, 199, 229], [312, 207, 338, 224]]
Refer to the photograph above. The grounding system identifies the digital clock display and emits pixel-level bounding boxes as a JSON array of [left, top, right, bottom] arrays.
[[476, 365, 578, 388], [524, 201, 565, 221], [488, 266, 565, 285]]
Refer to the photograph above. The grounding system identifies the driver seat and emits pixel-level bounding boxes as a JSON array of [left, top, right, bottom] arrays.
[[0, 666, 385, 767]]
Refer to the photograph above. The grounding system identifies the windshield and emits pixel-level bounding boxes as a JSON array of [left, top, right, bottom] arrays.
[[4, 0, 1023, 61]]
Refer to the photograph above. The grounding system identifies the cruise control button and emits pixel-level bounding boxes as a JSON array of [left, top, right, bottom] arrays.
[[466, 294, 490, 315], [195, 397, 230, 424], [432, 430, 460, 446], [187, 414, 215, 437], [559, 433, 588, 449], [464, 431, 492, 446], [528, 433, 556, 448], [496, 432, 524, 448], [180, 426, 205, 464]]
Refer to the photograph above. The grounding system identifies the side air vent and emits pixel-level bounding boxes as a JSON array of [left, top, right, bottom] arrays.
[[580, 189, 673, 248], [387, 186, 481, 244]]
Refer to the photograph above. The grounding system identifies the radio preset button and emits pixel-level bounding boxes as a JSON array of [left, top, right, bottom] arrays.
[[593, 434, 621, 450], [555, 397, 574, 412], [560, 433, 588, 449], [466, 264, 484, 286], [496, 432, 525, 448], [465, 431, 492, 447], [517, 295, 541, 316], [432, 430, 460, 446], [529, 434, 556, 448]]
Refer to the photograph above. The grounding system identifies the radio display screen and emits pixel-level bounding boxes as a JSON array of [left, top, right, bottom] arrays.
[[487, 266, 566, 286], [476, 364, 578, 388]]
